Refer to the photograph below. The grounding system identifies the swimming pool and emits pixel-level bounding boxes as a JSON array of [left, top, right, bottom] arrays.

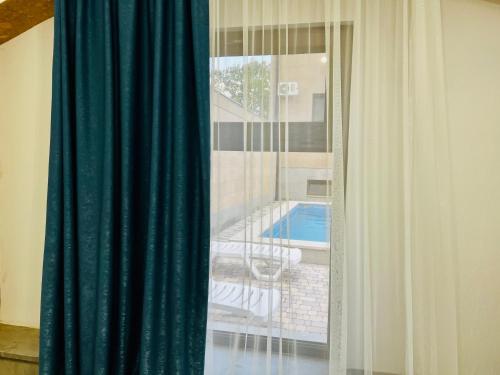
[[261, 203, 331, 243]]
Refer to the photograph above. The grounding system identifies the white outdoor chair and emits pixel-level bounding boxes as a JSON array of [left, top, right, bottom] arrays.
[[208, 280, 281, 320], [211, 240, 302, 281]]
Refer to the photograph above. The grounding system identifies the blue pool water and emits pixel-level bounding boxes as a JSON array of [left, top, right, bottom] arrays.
[[261, 203, 331, 242]]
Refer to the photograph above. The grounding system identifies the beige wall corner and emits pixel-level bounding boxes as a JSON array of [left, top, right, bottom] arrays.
[[443, 0, 500, 373], [0, 18, 53, 328]]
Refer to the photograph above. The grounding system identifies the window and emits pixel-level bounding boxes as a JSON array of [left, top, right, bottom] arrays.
[[207, 20, 353, 371], [312, 93, 326, 122], [307, 179, 332, 197]]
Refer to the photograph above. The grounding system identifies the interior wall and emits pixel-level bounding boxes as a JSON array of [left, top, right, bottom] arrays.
[[442, 0, 500, 373], [0, 19, 53, 327]]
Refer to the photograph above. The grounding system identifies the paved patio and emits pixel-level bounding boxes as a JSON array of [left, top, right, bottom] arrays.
[[208, 257, 330, 343]]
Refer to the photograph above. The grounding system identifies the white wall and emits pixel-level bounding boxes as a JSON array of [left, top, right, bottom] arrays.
[[442, 0, 500, 373], [0, 19, 53, 327]]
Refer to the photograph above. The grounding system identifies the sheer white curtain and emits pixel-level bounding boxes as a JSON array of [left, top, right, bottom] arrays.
[[345, 1, 459, 374], [206, 0, 459, 374]]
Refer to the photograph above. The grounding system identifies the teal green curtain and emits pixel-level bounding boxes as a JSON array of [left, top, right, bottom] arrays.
[[39, 0, 210, 374]]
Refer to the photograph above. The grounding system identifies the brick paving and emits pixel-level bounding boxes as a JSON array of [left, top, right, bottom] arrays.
[[208, 258, 330, 343]]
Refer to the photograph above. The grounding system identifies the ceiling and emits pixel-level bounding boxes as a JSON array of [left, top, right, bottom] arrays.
[[0, 0, 53, 45], [0, 0, 499, 46]]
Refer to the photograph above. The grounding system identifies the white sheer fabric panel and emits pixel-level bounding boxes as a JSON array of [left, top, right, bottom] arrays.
[[206, 0, 459, 374], [346, 0, 459, 374], [207, 1, 340, 374]]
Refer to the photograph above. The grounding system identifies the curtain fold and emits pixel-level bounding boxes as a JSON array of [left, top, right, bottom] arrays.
[[344, 0, 459, 374], [39, 0, 210, 374]]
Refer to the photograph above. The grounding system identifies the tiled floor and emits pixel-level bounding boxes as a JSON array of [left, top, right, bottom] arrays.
[[208, 258, 330, 343]]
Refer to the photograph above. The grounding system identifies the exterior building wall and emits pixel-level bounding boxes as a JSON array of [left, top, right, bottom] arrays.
[[277, 54, 328, 123], [211, 151, 276, 231]]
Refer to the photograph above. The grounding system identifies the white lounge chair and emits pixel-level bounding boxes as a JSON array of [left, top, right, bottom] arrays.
[[208, 280, 281, 320], [211, 241, 302, 281]]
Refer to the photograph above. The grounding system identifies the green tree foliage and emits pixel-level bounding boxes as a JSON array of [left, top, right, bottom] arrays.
[[212, 60, 271, 119]]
